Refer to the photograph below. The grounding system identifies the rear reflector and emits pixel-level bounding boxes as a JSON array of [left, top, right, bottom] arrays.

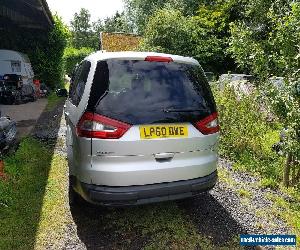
[[193, 112, 220, 135], [76, 112, 131, 139], [145, 56, 173, 63]]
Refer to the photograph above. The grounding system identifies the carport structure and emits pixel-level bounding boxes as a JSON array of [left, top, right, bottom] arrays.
[[0, 0, 67, 88], [0, 0, 54, 51], [0, 0, 53, 31]]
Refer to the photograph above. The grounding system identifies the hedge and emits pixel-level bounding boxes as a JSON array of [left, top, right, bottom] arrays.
[[63, 47, 94, 75]]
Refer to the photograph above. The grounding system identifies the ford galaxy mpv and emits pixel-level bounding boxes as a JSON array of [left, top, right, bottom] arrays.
[[64, 51, 219, 206]]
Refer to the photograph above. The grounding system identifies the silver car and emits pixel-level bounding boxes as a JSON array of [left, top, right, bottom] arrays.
[[64, 52, 219, 206]]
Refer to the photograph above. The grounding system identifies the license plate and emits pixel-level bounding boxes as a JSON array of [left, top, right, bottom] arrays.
[[140, 124, 188, 139]]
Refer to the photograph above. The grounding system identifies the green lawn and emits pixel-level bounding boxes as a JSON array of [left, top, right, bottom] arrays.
[[0, 138, 68, 249]]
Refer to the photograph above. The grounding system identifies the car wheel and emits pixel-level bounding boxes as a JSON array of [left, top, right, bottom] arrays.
[[68, 176, 85, 207], [14, 93, 22, 105], [30, 95, 35, 102], [8, 97, 14, 105], [69, 183, 77, 205], [69, 179, 80, 205]]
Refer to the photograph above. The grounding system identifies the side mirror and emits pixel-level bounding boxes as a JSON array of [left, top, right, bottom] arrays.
[[56, 88, 68, 97]]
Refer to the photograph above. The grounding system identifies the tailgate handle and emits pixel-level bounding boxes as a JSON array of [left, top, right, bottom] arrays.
[[154, 153, 175, 161]]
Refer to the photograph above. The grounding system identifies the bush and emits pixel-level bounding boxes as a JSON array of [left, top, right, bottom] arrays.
[[63, 47, 94, 75], [261, 77, 300, 186], [213, 86, 284, 182], [40, 15, 69, 88], [140, 7, 230, 72], [228, 1, 300, 78]]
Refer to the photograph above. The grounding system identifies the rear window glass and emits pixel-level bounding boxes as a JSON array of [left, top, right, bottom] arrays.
[[88, 60, 216, 124]]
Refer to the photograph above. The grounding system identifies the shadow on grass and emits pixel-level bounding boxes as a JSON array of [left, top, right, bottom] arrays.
[[71, 202, 154, 249], [0, 98, 65, 249], [71, 193, 251, 249], [177, 193, 249, 245]]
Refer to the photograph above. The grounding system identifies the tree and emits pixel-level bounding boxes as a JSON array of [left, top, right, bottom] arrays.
[[228, 0, 297, 78], [140, 2, 236, 72], [103, 11, 133, 33], [70, 8, 95, 49], [140, 9, 192, 55], [69, 9, 133, 50], [229, 1, 300, 186], [124, 0, 200, 33]]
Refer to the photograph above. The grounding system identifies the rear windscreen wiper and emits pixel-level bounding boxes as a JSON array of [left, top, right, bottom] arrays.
[[163, 108, 204, 113]]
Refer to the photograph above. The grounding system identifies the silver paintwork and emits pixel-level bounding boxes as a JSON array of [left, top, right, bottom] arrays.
[[65, 51, 219, 187]]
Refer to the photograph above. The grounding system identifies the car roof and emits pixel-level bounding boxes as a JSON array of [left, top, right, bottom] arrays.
[[85, 51, 200, 66]]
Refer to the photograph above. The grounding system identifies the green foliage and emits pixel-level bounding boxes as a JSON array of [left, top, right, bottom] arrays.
[[70, 8, 97, 49], [102, 11, 133, 33], [0, 138, 53, 249], [229, 1, 300, 78], [46, 92, 65, 112], [261, 76, 300, 186], [124, 0, 200, 33], [40, 15, 69, 88], [140, 9, 192, 54], [140, 7, 230, 71], [70, 8, 133, 50], [213, 86, 284, 181], [63, 47, 94, 75], [137, 1, 240, 72], [228, 1, 300, 186]]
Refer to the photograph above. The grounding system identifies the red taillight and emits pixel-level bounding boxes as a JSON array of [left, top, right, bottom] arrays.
[[76, 112, 131, 139], [193, 112, 220, 135], [145, 56, 173, 63]]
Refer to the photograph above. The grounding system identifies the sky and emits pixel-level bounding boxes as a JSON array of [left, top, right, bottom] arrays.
[[46, 0, 125, 25]]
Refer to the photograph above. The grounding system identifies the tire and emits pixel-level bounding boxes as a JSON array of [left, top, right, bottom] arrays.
[[30, 95, 36, 102], [69, 184, 76, 205], [8, 97, 14, 105], [68, 177, 86, 206], [14, 93, 22, 105], [69, 180, 79, 206]]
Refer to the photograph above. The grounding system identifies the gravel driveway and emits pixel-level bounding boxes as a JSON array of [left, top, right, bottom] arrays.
[[32, 101, 294, 250]]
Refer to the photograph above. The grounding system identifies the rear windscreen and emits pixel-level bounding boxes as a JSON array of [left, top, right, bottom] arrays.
[[88, 60, 216, 124]]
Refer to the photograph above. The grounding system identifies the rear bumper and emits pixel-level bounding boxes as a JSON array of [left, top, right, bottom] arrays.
[[72, 170, 217, 206]]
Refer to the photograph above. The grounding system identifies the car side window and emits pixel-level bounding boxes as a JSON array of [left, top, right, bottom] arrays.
[[69, 61, 91, 106]]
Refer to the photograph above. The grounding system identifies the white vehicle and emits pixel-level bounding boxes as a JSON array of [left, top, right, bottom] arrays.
[[63, 51, 220, 206], [0, 50, 34, 86]]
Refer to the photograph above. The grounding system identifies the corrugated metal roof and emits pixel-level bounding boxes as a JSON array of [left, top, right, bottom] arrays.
[[0, 0, 54, 30]]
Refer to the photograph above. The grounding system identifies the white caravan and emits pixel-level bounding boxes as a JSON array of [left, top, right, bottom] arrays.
[[0, 49, 34, 85]]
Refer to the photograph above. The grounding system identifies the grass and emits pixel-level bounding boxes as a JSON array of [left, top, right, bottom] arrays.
[[46, 92, 64, 112], [46, 81, 69, 112], [34, 153, 70, 249], [108, 203, 214, 249], [238, 188, 252, 199], [0, 137, 244, 249], [265, 190, 300, 246], [0, 138, 68, 249], [76, 200, 243, 250]]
